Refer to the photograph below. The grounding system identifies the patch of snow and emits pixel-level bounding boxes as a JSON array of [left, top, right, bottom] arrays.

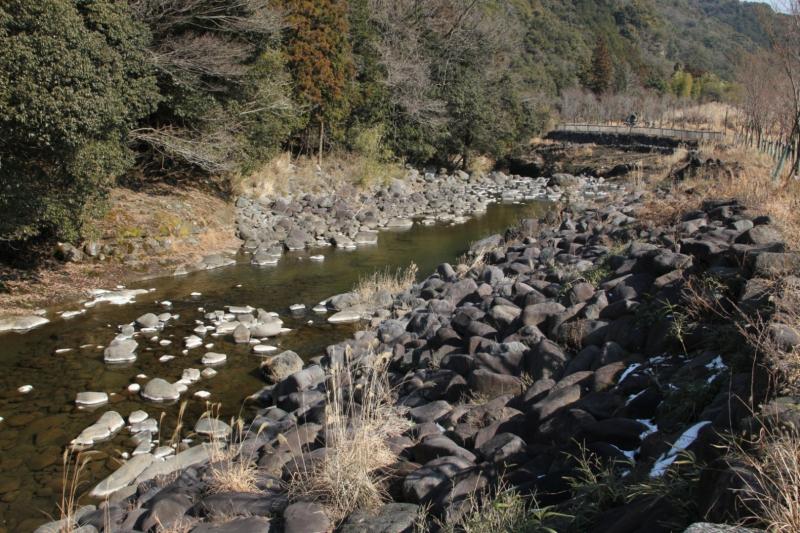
[[649, 421, 711, 477]]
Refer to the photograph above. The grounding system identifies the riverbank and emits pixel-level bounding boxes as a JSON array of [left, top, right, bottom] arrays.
[[43, 140, 800, 531], [0, 186, 239, 319]]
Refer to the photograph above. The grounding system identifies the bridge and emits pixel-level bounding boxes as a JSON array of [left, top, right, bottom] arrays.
[[551, 123, 725, 143]]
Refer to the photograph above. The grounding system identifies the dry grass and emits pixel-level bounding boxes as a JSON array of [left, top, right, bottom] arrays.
[[636, 142, 800, 249], [736, 277, 800, 394], [56, 450, 90, 532], [234, 151, 405, 199], [731, 429, 800, 533], [287, 351, 410, 524], [351, 262, 418, 309], [0, 185, 238, 316], [202, 405, 263, 495]]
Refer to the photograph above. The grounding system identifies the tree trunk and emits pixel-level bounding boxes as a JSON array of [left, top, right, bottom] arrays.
[[318, 119, 324, 166]]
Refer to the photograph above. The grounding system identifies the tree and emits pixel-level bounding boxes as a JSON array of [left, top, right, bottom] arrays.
[[128, 0, 296, 177], [281, 0, 354, 162], [587, 35, 613, 95], [0, 0, 160, 243]]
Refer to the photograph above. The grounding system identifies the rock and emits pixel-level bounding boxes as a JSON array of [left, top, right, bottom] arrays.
[[191, 517, 273, 533], [89, 453, 155, 497], [749, 252, 800, 277], [129, 410, 148, 424], [525, 339, 568, 381], [468, 369, 524, 397], [0, 315, 50, 334], [683, 524, 762, 533], [202, 352, 227, 365], [75, 392, 109, 407], [735, 225, 783, 245], [251, 319, 284, 338], [103, 339, 138, 363], [283, 501, 331, 533], [195, 417, 231, 439], [386, 218, 414, 229], [328, 310, 363, 323], [141, 378, 180, 402], [135, 313, 160, 328], [355, 231, 379, 245], [409, 401, 452, 423], [233, 324, 251, 344], [402, 456, 474, 503], [261, 351, 304, 382], [340, 503, 419, 533], [478, 432, 527, 464]]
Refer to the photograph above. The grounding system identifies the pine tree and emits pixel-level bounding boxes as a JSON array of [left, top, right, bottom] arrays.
[[282, 0, 354, 161], [588, 35, 613, 95]]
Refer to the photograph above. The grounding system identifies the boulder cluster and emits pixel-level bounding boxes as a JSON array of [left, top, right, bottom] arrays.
[[47, 188, 798, 532], [234, 170, 611, 261]]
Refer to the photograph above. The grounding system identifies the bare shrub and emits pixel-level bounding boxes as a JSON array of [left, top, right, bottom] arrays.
[[287, 352, 410, 523]]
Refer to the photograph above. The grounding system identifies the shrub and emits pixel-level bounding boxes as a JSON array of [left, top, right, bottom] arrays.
[[0, 0, 159, 243]]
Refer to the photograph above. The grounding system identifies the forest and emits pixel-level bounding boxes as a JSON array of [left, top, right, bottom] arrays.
[[0, 0, 785, 246]]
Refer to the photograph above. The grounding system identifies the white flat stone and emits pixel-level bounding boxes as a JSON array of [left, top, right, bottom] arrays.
[[159, 340, 172, 346], [90, 453, 155, 497], [128, 410, 148, 424], [17, 385, 33, 394], [158, 355, 175, 363], [194, 390, 211, 399], [181, 368, 201, 383], [75, 392, 108, 406], [201, 352, 226, 365], [127, 383, 141, 393], [0, 315, 50, 333], [309, 255, 325, 262], [130, 418, 158, 434], [195, 417, 231, 438], [141, 378, 180, 402], [201, 368, 217, 379], [184, 335, 203, 349], [252, 345, 278, 355], [328, 310, 363, 324]]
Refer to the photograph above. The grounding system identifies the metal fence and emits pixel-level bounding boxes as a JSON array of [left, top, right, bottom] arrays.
[[554, 123, 725, 142]]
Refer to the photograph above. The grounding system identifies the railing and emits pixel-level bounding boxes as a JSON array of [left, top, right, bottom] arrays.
[[554, 123, 725, 142]]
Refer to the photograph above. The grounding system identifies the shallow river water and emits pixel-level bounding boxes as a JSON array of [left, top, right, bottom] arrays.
[[0, 200, 547, 531]]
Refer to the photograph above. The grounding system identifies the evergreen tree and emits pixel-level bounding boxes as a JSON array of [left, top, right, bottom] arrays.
[[282, 0, 354, 160], [588, 35, 613, 94]]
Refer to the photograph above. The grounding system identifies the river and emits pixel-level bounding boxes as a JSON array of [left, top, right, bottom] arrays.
[[0, 200, 548, 531]]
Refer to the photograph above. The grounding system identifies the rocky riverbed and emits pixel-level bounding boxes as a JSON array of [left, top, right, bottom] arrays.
[[234, 169, 610, 260], [39, 173, 798, 532]]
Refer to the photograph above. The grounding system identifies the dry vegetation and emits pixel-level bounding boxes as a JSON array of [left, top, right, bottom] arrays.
[[287, 352, 410, 523], [351, 262, 419, 310], [731, 429, 800, 533], [233, 150, 406, 200], [206, 421, 262, 495], [0, 186, 238, 316]]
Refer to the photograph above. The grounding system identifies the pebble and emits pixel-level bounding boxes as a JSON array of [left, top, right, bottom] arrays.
[[17, 385, 33, 394], [158, 355, 175, 363], [128, 384, 141, 393], [54, 348, 72, 354], [194, 390, 211, 399], [201, 368, 218, 379], [191, 292, 202, 297], [184, 335, 203, 349], [310, 255, 325, 261], [159, 340, 172, 346]]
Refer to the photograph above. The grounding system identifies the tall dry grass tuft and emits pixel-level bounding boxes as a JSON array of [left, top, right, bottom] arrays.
[[287, 351, 410, 523], [206, 416, 263, 494], [352, 262, 418, 309], [731, 429, 800, 533], [57, 450, 90, 532]]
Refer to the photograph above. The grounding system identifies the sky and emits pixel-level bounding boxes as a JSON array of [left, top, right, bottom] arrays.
[[743, 0, 791, 13]]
